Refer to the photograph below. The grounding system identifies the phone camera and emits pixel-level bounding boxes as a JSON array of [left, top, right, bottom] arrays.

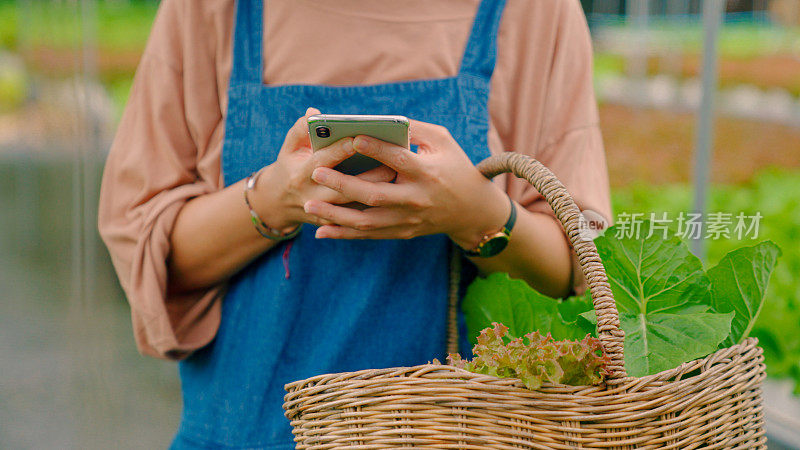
[[315, 126, 331, 138]]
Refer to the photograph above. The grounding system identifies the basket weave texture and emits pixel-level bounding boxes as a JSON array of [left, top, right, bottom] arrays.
[[284, 153, 767, 449]]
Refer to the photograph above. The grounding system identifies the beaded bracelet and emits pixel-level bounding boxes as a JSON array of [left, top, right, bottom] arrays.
[[243, 168, 301, 241]]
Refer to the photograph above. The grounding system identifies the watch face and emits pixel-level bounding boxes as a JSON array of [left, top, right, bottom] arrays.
[[480, 235, 509, 257]]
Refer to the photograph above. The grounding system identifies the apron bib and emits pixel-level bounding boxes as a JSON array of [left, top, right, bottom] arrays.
[[173, 0, 506, 447]]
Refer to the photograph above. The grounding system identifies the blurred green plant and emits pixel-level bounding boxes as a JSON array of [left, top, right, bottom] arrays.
[[592, 52, 626, 90], [594, 22, 800, 95], [0, 2, 17, 50], [107, 76, 133, 120], [613, 168, 800, 393], [0, 1, 157, 116], [0, 54, 26, 112], [0, 1, 157, 52], [606, 22, 800, 59]]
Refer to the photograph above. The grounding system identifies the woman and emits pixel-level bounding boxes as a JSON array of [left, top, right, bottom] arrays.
[[98, 0, 611, 448]]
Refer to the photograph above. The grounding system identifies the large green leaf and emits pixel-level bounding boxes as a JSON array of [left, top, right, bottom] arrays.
[[618, 310, 733, 376], [708, 241, 781, 346], [462, 273, 588, 345], [557, 291, 594, 324], [591, 225, 734, 376], [462, 227, 779, 380], [595, 231, 711, 314], [581, 307, 734, 377], [558, 291, 598, 338], [611, 169, 794, 393]]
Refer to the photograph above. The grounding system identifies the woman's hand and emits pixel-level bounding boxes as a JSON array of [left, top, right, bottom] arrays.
[[303, 118, 573, 297], [303, 119, 510, 250], [167, 108, 396, 293], [251, 108, 397, 232]]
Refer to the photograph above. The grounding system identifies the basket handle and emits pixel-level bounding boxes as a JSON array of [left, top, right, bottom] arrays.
[[447, 153, 627, 380]]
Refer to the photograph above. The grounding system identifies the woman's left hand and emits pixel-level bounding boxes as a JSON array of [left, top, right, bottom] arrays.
[[304, 119, 511, 250]]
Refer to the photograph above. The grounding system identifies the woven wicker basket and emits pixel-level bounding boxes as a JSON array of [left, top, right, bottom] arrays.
[[283, 153, 767, 449]]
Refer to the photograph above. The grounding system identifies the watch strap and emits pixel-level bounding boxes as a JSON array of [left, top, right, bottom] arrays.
[[503, 195, 517, 234], [462, 195, 516, 257]]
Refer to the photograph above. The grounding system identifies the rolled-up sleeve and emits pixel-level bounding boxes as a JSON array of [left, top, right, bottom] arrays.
[[98, 0, 223, 359]]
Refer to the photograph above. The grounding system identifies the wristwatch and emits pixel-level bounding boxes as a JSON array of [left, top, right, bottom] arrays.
[[462, 196, 517, 258]]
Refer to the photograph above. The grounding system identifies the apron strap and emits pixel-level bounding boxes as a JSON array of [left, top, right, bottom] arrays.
[[458, 0, 508, 81], [231, 0, 265, 85]]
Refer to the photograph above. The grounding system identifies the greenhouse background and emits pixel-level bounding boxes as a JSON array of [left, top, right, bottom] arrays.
[[1, 0, 799, 448]]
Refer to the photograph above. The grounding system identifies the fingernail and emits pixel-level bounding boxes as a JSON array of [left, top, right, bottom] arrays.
[[304, 202, 317, 214], [315, 228, 326, 239], [311, 169, 327, 183]]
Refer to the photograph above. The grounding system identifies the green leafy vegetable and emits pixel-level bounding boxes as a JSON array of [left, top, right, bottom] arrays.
[[581, 307, 733, 376], [447, 323, 609, 389], [461, 222, 780, 380], [592, 229, 735, 377], [462, 273, 589, 344], [594, 232, 711, 314], [708, 241, 782, 346], [557, 290, 595, 327], [612, 169, 798, 393], [620, 310, 734, 377]]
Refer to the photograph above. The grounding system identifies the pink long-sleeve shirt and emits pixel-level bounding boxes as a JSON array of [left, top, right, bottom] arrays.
[[98, 0, 612, 360]]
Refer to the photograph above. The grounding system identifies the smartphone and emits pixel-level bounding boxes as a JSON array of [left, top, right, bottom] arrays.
[[308, 114, 409, 175]]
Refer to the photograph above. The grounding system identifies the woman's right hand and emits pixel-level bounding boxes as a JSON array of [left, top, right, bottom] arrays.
[[250, 107, 397, 231], [167, 108, 395, 292]]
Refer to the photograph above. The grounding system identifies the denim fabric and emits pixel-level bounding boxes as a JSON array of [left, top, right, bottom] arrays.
[[173, 0, 506, 447]]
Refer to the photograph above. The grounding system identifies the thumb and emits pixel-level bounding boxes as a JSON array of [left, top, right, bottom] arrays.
[[283, 108, 322, 153]]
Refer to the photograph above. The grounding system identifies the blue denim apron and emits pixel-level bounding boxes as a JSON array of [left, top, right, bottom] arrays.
[[172, 0, 506, 447]]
